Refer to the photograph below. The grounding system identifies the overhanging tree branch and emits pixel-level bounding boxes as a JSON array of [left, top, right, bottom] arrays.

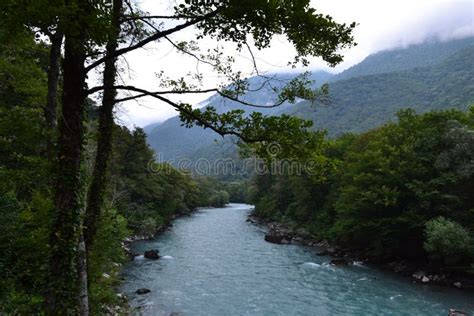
[[87, 85, 289, 108], [85, 9, 223, 72]]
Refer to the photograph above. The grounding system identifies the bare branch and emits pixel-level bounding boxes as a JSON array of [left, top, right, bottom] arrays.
[[85, 9, 222, 72], [120, 15, 194, 23], [97, 85, 264, 142], [164, 36, 218, 68], [88, 84, 289, 108]]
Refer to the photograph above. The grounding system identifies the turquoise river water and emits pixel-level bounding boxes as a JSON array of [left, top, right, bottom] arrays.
[[121, 204, 473, 315]]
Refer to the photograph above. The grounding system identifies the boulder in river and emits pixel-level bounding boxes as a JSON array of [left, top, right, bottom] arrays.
[[330, 258, 349, 266], [448, 309, 467, 316], [412, 271, 425, 280], [265, 234, 284, 244], [144, 249, 160, 260], [136, 288, 151, 295]]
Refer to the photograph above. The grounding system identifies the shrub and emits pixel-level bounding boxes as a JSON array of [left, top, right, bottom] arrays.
[[424, 216, 473, 265]]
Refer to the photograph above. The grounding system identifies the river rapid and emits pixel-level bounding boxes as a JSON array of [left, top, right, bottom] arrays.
[[121, 204, 473, 315]]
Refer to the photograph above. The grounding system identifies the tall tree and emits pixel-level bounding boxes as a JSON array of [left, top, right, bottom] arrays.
[[44, 31, 63, 161], [83, 0, 122, 278], [44, 0, 90, 312]]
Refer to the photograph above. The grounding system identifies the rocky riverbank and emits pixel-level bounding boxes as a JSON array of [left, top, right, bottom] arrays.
[[121, 210, 197, 260], [247, 212, 474, 292], [106, 210, 197, 315]]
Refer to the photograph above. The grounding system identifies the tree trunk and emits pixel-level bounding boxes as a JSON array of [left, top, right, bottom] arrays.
[[44, 31, 63, 161], [77, 231, 90, 316], [44, 8, 88, 314], [83, 0, 122, 251]]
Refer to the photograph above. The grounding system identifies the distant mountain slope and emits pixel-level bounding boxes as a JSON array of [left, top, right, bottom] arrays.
[[284, 44, 474, 136], [144, 37, 474, 166], [333, 37, 474, 81], [145, 71, 333, 161], [143, 122, 162, 134]]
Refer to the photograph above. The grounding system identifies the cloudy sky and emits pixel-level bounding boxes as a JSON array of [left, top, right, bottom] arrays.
[[100, 0, 474, 128]]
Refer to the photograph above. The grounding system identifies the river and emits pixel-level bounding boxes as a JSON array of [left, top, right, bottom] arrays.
[[121, 204, 473, 315]]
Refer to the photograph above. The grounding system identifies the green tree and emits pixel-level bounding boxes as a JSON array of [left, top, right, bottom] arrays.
[[424, 217, 473, 265]]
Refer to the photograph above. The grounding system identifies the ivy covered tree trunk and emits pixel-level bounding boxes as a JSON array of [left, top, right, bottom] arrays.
[[45, 8, 88, 314], [77, 232, 90, 316], [44, 31, 63, 161], [84, 0, 122, 252]]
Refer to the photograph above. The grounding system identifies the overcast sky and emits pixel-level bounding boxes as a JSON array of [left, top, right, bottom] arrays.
[[101, 0, 474, 128]]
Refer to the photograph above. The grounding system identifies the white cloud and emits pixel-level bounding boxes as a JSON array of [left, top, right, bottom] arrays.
[[95, 0, 473, 127]]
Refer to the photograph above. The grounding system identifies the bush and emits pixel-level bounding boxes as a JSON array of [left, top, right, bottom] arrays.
[[424, 216, 473, 265], [138, 217, 157, 236]]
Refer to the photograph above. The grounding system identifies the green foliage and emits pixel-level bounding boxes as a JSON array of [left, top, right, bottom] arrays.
[[424, 217, 473, 265], [177, 0, 356, 66], [251, 108, 474, 268], [223, 181, 248, 203], [110, 125, 233, 232], [0, 25, 53, 314], [87, 208, 129, 314], [209, 190, 230, 207]]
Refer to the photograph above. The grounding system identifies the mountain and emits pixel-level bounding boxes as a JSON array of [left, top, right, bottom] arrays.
[[145, 71, 333, 162], [143, 121, 162, 134], [332, 37, 474, 81], [144, 37, 474, 168], [284, 44, 474, 136]]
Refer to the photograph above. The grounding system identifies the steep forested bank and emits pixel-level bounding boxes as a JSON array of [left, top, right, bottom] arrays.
[[0, 29, 228, 313], [249, 108, 474, 283]]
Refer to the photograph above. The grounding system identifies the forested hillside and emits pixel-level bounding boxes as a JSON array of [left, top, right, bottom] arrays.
[[287, 44, 474, 136], [250, 108, 474, 271], [145, 37, 474, 167], [333, 37, 474, 81]]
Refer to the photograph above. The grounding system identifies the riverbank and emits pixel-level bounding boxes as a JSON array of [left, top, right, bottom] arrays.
[[247, 212, 474, 292]]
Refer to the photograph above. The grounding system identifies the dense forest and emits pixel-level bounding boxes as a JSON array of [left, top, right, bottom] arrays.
[[0, 0, 357, 313], [0, 26, 230, 312], [249, 108, 474, 272], [3, 0, 472, 313]]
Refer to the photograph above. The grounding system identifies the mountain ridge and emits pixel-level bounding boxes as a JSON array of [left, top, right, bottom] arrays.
[[144, 36, 474, 166]]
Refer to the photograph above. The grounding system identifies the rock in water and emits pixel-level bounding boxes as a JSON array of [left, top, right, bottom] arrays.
[[412, 271, 425, 280], [448, 309, 467, 316], [330, 259, 349, 266], [144, 249, 160, 260], [264, 234, 283, 244], [136, 288, 151, 295]]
